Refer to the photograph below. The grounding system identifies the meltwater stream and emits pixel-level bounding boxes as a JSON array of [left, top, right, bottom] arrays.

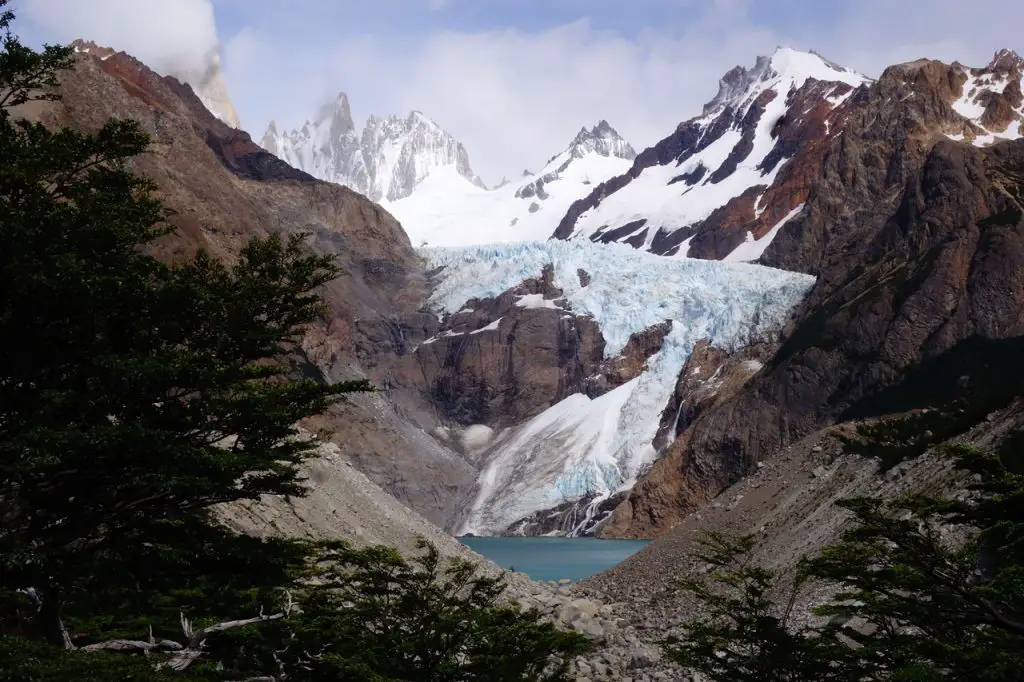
[[459, 537, 650, 582]]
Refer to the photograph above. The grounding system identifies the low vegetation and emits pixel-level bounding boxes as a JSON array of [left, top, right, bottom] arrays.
[[665, 415, 1024, 681]]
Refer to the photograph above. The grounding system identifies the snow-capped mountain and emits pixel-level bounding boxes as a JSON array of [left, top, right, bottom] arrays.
[[386, 121, 636, 246], [260, 94, 484, 202], [554, 48, 871, 261], [416, 240, 814, 536]]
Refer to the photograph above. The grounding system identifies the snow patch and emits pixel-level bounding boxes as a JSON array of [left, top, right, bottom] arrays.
[[948, 70, 1024, 147], [723, 204, 805, 263], [387, 152, 632, 246], [470, 318, 502, 334], [515, 294, 562, 310]]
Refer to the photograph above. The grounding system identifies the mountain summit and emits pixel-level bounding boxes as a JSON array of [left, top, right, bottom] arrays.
[[554, 47, 870, 258], [566, 120, 636, 161], [703, 47, 863, 116], [71, 39, 240, 129], [261, 96, 484, 202]]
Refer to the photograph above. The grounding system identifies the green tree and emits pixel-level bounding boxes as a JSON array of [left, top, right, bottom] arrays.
[[807, 444, 1024, 681], [0, 0, 365, 652], [230, 541, 591, 682], [662, 532, 867, 682], [664, 438, 1024, 681], [0, 7, 588, 680]]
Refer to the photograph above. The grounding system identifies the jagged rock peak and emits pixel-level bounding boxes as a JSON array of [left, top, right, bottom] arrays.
[[988, 48, 1024, 72], [935, 48, 1024, 143], [70, 38, 116, 60], [569, 120, 636, 160], [315, 92, 355, 133], [703, 47, 868, 116], [261, 95, 485, 202]]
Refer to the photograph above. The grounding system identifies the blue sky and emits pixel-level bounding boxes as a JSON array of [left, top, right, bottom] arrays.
[[17, 0, 1024, 184]]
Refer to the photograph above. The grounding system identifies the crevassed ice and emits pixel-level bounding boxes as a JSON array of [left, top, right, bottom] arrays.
[[421, 241, 816, 535]]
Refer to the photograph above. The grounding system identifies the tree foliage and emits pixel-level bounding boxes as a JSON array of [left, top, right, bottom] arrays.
[[0, 5, 585, 680], [227, 541, 590, 682], [807, 444, 1024, 680], [662, 532, 866, 682], [0, 0, 366, 647], [664, 427, 1024, 681]]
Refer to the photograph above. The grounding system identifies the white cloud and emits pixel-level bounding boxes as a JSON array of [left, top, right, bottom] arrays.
[[18, 0, 1024, 186], [223, 6, 781, 184], [21, 0, 219, 75]]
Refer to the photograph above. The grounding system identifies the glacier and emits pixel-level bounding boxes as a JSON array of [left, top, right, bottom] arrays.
[[421, 241, 815, 536]]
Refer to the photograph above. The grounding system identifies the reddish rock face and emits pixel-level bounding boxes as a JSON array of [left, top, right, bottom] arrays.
[[605, 54, 1024, 538], [28, 48, 484, 527]]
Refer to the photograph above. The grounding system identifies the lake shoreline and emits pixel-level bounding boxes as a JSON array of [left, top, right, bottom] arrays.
[[458, 535, 650, 583]]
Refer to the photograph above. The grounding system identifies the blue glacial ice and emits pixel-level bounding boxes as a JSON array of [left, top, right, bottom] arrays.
[[419, 240, 816, 536]]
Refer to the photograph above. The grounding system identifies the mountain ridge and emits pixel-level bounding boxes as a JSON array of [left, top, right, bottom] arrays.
[[602, 48, 1024, 537], [70, 38, 241, 130], [552, 47, 870, 260], [386, 118, 636, 246]]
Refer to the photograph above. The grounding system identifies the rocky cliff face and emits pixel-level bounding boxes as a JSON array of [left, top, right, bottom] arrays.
[[261, 95, 485, 202], [412, 265, 608, 430], [71, 39, 241, 129], [604, 51, 1024, 537], [33, 45, 481, 528]]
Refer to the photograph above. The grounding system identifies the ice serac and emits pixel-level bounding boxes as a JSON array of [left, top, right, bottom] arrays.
[[387, 120, 636, 246], [418, 241, 814, 537], [261, 97, 484, 202], [553, 47, 870, 261], [603, 50, 1024, 538]]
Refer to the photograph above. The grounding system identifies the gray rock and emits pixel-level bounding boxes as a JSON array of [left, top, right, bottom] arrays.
[[628, 645, 660, 669]]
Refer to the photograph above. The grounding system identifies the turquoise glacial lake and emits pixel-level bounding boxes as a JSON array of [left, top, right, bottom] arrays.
[[458, 536, 651, 582]]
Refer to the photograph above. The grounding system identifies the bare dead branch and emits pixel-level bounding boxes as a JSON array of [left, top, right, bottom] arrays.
[[75, 592, 295, 672], [80, 639, 183, 653], [59, 616, 74, 651]]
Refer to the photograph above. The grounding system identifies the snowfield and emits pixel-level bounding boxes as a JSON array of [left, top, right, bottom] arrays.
[[387, 120, 635, 247], [421, 241, 816, 536], [387, 151, 632, 247]]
